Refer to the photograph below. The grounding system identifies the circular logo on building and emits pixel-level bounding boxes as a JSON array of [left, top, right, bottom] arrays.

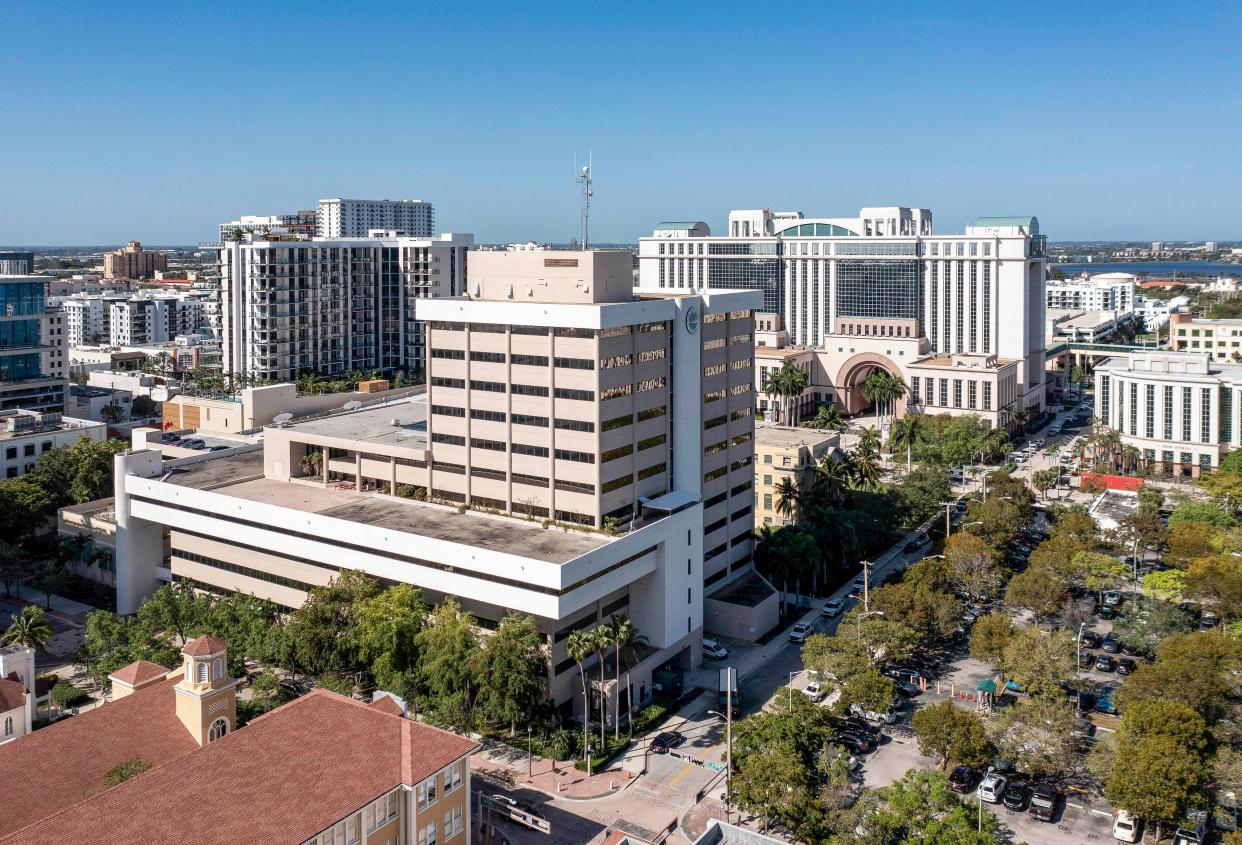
[[685, 306, 700, 334]]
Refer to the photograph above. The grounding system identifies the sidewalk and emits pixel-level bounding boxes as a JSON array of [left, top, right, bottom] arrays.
[[470, 736, 636, 800]]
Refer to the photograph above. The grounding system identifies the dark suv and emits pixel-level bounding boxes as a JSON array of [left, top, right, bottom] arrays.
[[1002, 779, 1030, 810], [650, 731, 684, 754], [949, 766, 976, 792], [1028, 783, 1059, 821]]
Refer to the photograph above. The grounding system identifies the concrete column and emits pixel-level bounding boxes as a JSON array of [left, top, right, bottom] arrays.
[[113, 450, 166, 616], [355, 450, 363, 491]]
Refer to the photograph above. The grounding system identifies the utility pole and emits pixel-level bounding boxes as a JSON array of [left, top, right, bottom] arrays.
[[574, 152, 593, 250], [862, 560, 872, 611], [725, 667, 734, 824]]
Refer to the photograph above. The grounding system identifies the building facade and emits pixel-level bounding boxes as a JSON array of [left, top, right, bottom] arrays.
[[0, 276, 65, 413], [317, 198, 434, 239], [0, 253, 33, 275], [753, 421, 838, 528], [217, 232, 472, 382], [103, 241, 168, 280], [59, 292, 203, 347], [1046, 272, 1135, 312], [1, 410, 106, 479], [218, 211, 318, 242], [638, 208, 1047, 428], [99, 250, 769, 713], [1169, 313, 1242, 362], [1094, 351, 1242, 476]]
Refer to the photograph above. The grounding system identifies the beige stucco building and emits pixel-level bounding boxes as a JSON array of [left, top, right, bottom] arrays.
[[103, 240, 168, 280], [753, 421, 839, 528]]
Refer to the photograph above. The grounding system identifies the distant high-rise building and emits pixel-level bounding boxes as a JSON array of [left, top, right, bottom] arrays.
[[0, 252, 34, 275], [218, 211, 318, 242], [0, 275, 65, 412], [103, 241, 168, 280], [317, 198, 434, 239], [1151, 241, 1165, 253], [217, 231, 471, 382], [1205, 241, 1219, 253]]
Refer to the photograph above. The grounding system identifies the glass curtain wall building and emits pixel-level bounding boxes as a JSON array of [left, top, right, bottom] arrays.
[[0, 275, 65, 412]]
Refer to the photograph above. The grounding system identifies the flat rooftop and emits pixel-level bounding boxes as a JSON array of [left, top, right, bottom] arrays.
[[206, 477, 609, 564], [0, 417, 102, 441], [755, 421, 838, 450], [277, 395, 428, 449], [161, 450, 266, 489]]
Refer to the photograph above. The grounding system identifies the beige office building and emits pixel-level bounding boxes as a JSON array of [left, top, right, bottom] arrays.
[[103, 241, 168, 280], [753, 421, 839, 528]]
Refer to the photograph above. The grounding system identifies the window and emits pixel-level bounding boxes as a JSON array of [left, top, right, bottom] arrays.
[[432, 433, 466, 446], [444, 761, 463, 793], [555, 357, 595, 370], [470, 380, 505, 393], [431, 348, 464, 360], [431, 376, 464, 389], [601, 384, 632, 401], [471, 408, 506, 423], [555, 387, 595, 401], [469, 350, 505, 363], [197, 662, 208, 683], [418, 821, 438, 845], [417, 775, 438, 809], [511, 354, 548, 367], [555, 418, 595, 432], [638, 434, 665, 451], [444, 807, 463, 838], [512, 414, 548, 428], [601, 354, 632, 369], [1164, 385, 1174, 439], [602, 414, 632, 432], [1202, 387, 1213, 443], [638, 462, 665, 481], [4, 716, 12, 736], [1146, 384, 1155, 438], [637, 405, 666, 422], [555, 448, 595, 463], [601, 444, 633, 463], [208, 718, 228, 742], [1183, 387, 1192, 441], [512, 383, 549, 397], [512, 443, 549, 458], [432, 405, 465, 418]]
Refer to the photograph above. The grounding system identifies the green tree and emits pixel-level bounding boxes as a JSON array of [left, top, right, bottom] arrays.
[[477, 612, 547, 737], [352, 584, 426, 702], [801, 633, 871, 683], [1004, 565, 1067, 618], [0, 478, 55, 541], [1001, 626, 1075, 698], [609, 615, 634, 739], [1185, 554, 1242, 620], [283, 569, 380, 677], [566, 629, 593, 760], [1170, 498, 1238, 529], [130, 395, 157, 418], [969, 612, 1016, 667], [911, 700, 993, 770], [893, 464, 953, 525], [988, 696, 1079, 777], [889, 414, 925, 476], [804, 403, 845, 431], [1168, 520, 1223, 568], [840, 609, 919, 666], [1111, 595, 1193, 655], [944, 532, 1002, 601], [868, 582, 962, 645], [0, 541, 29, 598], [762, 359, 808, 426], [1116, 631, 1242, 723], [414, 597, 479, 730], [136, 581, 205, 644], [846, 769, 999, 845], [77, 610, 177, 690], [840, 667, 895, 714], [1142, 569, 1187, 601], [729, 747, 817, 835], [2, 605, 54, 651], [1074, 550, 1131, 600], [1106, 700, 1211, 830]]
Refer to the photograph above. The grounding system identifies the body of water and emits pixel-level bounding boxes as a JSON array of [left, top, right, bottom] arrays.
[[1050, 260, 1241, 278]]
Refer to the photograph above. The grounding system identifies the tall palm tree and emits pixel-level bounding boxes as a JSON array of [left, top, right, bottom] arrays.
[[806, 403, 845, 431], [773, 476, 800, 525], [609, 615, 634, 740], [888, 415, 925, 475], [857, 426, 881, 457], [591, 626, 611, 748], [763, 360, 808, 425], [849, 446, 882, 490], [813, 455, 850, 507], [624, 629, 649, 737], [566, 629, 593, 760], [2, 605, 54, 652]]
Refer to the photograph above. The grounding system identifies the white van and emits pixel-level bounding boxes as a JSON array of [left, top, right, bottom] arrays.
[[1114, 810, 1142, 843]]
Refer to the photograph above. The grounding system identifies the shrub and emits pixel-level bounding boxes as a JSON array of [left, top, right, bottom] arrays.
[[51, 683, 89, 710], [105, 757, 151, 786]]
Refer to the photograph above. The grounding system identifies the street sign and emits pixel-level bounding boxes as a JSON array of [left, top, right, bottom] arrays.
[[480, 794, 551, 834]]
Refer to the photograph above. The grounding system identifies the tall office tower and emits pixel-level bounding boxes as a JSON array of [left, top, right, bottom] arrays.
[[104, 241, 169, 280], [104, 249, 765, 712], [0, 276, 65, 412], [317, 198, 434, 239], [217, 231, 472, 382], [0, 252, 34, 274], [638, 207, 1047, 429]]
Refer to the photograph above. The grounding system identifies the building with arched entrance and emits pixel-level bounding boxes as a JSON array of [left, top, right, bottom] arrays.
[[641, 207, 1047, 428]]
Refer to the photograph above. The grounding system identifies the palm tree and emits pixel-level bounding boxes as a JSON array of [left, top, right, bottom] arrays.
[[849, 446, 882, 490], [763, 360, 808, 425], [805, 403, 845, 431], [548, 728, 575, 774], [609, 615, 634, 740], [888, 415, 925, 476], [566, 629, 593, 760], [624, 629, 649, 737], [813, 455, 850, 507], [857, 426, 881, 457], [773, 476, 800, 525], [2, 605, 54, 652], [591, 626, 611, 748]]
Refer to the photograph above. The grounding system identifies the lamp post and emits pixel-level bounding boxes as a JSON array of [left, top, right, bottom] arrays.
[[856, 610, 884, 641], [708, 673, 734, 822], [789, 670, 799, 710], [1077, 622, 1087, 711], [862, 559, 873, 611], [978, 765, 994, 832]]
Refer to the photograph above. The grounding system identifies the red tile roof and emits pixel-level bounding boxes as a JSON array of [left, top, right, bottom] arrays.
[[181, 634, 227, 657], [0, 677, 198, 838], [0, 677, 23, 713], [107, 660, 170, 688], [0, 689, 479, 845], [368, 695, 404, 716]]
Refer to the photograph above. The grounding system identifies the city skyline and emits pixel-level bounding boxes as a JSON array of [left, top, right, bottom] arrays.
[[2, 1, 1240, 244]]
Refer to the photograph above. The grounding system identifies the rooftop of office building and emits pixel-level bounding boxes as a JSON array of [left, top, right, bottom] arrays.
[[754, 420, 839, 451], [0, 411, 102, 442], [272, 394, 427, 450]]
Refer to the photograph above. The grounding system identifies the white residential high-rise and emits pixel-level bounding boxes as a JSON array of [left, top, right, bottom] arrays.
[[638, 207, 1048, 428], [217, 232, 472, 382], [1046, 272, 1135, 313], [317, 198, 434, 239], [59, 293, 203, 347]]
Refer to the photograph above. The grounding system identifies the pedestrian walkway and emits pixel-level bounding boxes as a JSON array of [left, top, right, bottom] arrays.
[[471, 736, 635, 800]]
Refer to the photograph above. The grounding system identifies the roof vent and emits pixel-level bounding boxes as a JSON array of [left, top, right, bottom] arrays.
[[390, 418, 400, 426]]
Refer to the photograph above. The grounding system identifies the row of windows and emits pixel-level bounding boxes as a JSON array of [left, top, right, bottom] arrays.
[[432, 322, 664, 337]]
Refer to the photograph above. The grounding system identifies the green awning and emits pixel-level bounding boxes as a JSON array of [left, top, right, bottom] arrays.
[[977, 679, 998, 694]]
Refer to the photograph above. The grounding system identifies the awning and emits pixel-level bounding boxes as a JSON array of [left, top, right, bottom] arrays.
[[977, 679, 998, 695]]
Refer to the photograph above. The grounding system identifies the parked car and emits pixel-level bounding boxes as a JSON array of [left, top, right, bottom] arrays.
[[1103, 591, 1123, 607], [1077, 650, 1096, 669], [840, 717, 882, 741], [949, 766, 976, 793], [702, 638, 729, 660], [904, 538, 926, 554], [1097, 605, 1119, 620], [1200, 611, 1221, 631], [1002, 780, 1030, 810], [834, 731, 872, 755], [650, 731, 685, 754], [789, 622, 813, 643], [977, 772, 1007, 804], [1101, 634, 1120, 654], [894, 680, 922, 698], [849, 702, 897, 724], [1114, 810, 1143, 843], [802, 681, 826, 703], [1080, 631, 1101, 649], [822, 599, 844, 618], [1117, 657, 1137, 675], [1174, 810, 1208, 844], [1096, 654, 1116, 672], [1028, 783, 1060, 821], [1075, 691, 1098, 713], [1096, 694, 1118, 716]]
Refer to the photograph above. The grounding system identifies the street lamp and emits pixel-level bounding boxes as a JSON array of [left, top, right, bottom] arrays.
[[1077, 622, 1087, 711], [708, 698, 734, 823], [856, 610, 884, 640], [978, 765, 994, 832]]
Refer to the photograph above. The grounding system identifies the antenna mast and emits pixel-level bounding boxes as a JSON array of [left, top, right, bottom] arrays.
[[574, 151, 593, 249]]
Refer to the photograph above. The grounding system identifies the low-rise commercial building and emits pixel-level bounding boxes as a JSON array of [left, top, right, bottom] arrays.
[[0, 636, 477, 845], [160, 381, 422, 435], [1170, 313, 1242, 362], [1094, 351, 1242, 476], [0, 410, 106, 478], [753, 421, 839, 527]]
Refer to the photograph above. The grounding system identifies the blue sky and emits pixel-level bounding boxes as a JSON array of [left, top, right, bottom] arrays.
[[2, 1, 1239, 244]]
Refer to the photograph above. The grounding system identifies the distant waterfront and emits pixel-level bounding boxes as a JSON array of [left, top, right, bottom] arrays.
[[1051, 260, 1241, 278]]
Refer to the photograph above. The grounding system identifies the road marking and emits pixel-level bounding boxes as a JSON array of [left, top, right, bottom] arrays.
[[667, 763, 695, 788]]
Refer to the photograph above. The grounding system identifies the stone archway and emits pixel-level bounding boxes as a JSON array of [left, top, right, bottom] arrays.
[[833, 352, 906, 417]]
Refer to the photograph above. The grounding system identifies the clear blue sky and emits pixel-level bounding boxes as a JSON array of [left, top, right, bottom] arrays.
[[2, 1, 1239, 245]]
